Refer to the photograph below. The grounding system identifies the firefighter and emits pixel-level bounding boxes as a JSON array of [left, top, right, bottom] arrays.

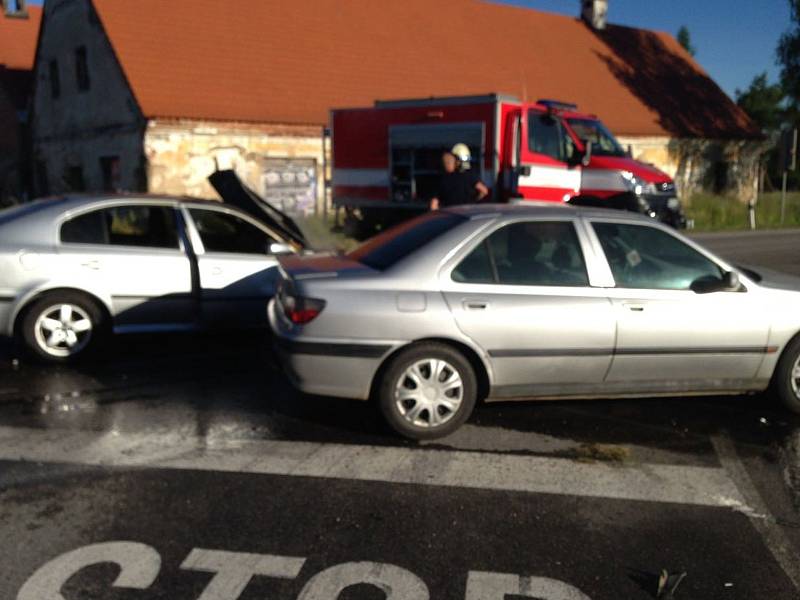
[[430, 143, 489, 210]]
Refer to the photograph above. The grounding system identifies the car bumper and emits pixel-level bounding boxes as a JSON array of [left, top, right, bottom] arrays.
[[268, 300, 391, 400]]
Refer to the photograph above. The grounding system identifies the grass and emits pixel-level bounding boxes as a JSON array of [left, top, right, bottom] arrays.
[[295, 192, 800, 250], [685, 191, 800, 232], [295, 214, 360, 253]]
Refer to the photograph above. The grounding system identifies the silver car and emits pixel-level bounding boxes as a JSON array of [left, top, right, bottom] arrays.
[[0, 171, 308, 362], [270, 203, 800, 440]]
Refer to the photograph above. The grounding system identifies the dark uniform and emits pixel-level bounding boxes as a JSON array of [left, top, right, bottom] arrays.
[[436, 170, 482, 207]]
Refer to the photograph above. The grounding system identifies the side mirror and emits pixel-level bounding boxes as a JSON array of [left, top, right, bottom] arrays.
[[269, 242, 294, 255], [582, 141, 593, 167], [691, 271, 742, 294], [722, 270, 740, 291]]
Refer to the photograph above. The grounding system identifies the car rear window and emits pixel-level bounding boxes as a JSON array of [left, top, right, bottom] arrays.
[[0, 198, 68, 227], [348, 212, 467, 271]]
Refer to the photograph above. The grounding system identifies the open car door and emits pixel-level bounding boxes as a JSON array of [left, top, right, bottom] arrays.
[[208, 169, 308, 249]]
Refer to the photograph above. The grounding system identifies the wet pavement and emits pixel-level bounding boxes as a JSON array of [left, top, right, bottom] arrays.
[[1, 231, 800, 599]]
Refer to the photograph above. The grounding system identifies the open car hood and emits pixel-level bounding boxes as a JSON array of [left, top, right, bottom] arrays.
[[208, 170, 308, 248]]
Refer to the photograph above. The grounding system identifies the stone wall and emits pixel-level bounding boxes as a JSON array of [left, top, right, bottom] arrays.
[[144, 120, 328, 216], [617, 135, 767, 201]]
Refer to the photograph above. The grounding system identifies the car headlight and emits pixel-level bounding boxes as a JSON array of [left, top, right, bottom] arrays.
[[619, 171, 654, 196], [667, 197, 681, 210]]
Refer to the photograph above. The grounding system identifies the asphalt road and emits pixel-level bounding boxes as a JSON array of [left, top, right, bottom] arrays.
[[1, 229, 800, 600]]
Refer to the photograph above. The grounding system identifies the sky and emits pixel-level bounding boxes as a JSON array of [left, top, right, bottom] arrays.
[[25, 0, 792, 100], [497, 0, 792, 99]]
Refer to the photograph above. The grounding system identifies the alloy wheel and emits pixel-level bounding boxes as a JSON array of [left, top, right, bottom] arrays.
[[791, 355, 800, 400], [33, 303, 93, 358]]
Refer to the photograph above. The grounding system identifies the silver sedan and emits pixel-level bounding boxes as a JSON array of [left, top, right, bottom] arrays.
[[0, 171, 307, 362], [270, 203, 800, 439]]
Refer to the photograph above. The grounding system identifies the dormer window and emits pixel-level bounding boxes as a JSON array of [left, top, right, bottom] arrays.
[[2, 0, 28, 18]]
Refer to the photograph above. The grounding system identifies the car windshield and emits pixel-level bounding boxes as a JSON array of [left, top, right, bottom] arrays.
[[566, 118, 626, 157], [348, 211, 467, 271]]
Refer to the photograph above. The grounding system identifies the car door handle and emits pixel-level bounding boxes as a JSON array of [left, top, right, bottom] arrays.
[[463, 300, 489, 311], [210, 266, 223, 276], [80, 260, 100, 270], [623, 303, 645, 312]]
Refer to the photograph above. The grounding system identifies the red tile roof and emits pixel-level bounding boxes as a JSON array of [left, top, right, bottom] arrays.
[[0, 5, 41, 71], [91, 0, 759, 139]]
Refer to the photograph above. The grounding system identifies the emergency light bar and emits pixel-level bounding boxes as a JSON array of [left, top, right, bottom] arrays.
[[537, 99, 578, 112]]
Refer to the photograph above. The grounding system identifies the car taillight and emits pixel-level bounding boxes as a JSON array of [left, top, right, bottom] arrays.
[[281, 293, 326, 325]]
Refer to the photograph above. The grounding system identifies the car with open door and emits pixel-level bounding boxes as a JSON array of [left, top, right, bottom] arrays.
[[0, 170, 309, 362], [270, 203, 800, 440]]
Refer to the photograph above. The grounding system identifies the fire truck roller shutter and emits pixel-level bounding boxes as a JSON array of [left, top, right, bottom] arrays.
[[388, 123, 491, 203]]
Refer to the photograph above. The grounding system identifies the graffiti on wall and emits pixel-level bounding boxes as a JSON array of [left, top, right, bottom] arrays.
[[261, 158, 317, 216]]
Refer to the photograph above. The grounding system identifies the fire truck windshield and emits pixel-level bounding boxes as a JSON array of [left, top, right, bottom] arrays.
[[566, 118, 626, 157]]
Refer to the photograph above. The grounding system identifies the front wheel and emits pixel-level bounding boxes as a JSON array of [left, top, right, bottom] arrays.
[[20, 292, 106, 363], [773, 337, 800, 414], [376, 343, 477, 440]]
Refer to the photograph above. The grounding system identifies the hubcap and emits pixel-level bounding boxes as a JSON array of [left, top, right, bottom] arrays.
[[791, 356, 800, 400], [394, 358, 463, 429], [33, 304, 93, 358]]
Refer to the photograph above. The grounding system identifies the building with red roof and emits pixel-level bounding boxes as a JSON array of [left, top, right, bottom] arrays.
[[30, 0, 762, 209], [0, 0, 41, 204]]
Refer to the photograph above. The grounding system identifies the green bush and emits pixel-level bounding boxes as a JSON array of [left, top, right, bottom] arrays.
[[685, 192, 800, 231]]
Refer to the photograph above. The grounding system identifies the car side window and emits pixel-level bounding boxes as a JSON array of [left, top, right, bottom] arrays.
[[528, 111, 567, 162], [190, 209, 279, 255], [592, 222, 723, 290], [60, 206, 179, 249], [452, 221, 589, 287]]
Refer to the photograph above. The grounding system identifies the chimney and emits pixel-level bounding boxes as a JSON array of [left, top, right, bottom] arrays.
[[2, 0, 28, 18], [581, 0, 608, 30]]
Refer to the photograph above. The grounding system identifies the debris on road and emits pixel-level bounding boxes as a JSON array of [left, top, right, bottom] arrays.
[[657, 569, 687, 598]]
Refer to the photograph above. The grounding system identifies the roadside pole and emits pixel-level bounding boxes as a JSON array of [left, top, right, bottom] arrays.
[[750, 162, 759, 230]]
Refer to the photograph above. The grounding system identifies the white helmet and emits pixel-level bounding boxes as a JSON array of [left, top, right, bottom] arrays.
[[451, 143, 472, 168]]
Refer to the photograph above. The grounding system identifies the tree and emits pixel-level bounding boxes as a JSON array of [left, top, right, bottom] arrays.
[[735, 73, 786, 132], [677, 26, 696, 57], [777, 0, 800, 116]]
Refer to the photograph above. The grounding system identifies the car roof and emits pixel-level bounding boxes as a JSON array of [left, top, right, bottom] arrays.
[[444, 202, 656, 224], [0, 193, 232, 221]]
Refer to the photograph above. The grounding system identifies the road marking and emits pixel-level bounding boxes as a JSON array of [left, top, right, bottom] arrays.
[[0, 425, 745, 507], [711, 433, 800, 592]]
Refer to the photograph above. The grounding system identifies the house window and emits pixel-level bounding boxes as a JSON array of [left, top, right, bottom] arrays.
[[75, 46, 90, 92], [100, 156, 120, 191], [35, 160, 49, 197], [48, 60, 60, 99], [65, 166, 86, 192]]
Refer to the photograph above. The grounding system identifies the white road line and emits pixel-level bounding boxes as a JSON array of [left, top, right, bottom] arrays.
[[711, 433, 800, 592], [0, 426, 746, 508]]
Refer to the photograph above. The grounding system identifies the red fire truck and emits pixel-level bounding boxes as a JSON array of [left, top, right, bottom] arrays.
[[331, 94, 686, 236]]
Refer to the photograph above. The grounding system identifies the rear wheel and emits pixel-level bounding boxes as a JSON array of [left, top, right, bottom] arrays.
[[20, 292, 106, 363], [377, 343, 477, 440], [774, 337, 800, 414]]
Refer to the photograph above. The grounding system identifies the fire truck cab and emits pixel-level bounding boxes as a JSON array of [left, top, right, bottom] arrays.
[[332, 94, 686, 236]]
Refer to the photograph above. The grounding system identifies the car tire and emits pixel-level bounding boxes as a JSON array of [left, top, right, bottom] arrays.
[[774, 337, 800, 414], [20, 292, 107, 363], [376, 342, 477, 440]]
